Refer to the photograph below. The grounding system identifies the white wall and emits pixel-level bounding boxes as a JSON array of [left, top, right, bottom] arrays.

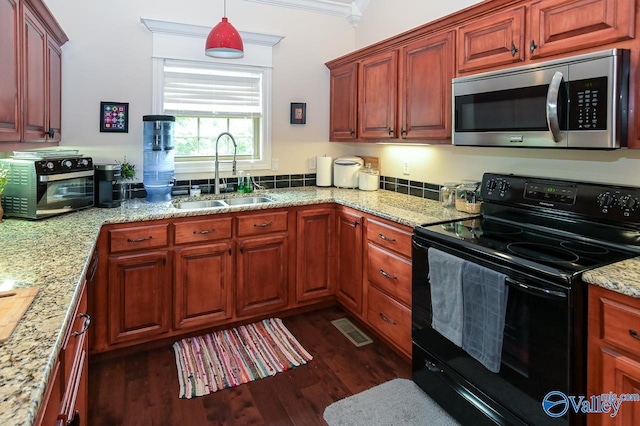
[[43, 0, 357, 180], [351, 0, 640, 187], [41, 0, 640, 186]]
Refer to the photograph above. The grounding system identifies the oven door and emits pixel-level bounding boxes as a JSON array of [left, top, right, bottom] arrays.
[[36, 171, 94, 217], [453, 64, 569, 147], [412, 234, 586, 426]]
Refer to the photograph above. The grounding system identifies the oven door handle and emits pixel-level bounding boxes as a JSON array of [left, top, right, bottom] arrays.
[[506, 278, 567, 300], [39, 170, 94, 182], [412, 239, 430, 251]]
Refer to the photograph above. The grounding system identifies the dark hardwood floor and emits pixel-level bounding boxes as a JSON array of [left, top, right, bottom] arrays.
[[89, 306, 411, 425]]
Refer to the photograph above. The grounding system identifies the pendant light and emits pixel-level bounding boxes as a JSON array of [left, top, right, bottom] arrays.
[[205, 0, 244, 58]]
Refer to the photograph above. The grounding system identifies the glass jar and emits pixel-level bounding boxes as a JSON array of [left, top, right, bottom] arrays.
[[358, 163, 380, 191], [439, 182, 458, 208], [455, 180, 482, 213]]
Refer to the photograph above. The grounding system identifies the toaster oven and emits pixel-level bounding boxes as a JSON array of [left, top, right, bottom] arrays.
[[0, 156, 94, 219]]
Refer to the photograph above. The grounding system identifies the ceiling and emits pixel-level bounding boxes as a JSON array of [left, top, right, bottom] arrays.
[[244, 0, 370, 26]]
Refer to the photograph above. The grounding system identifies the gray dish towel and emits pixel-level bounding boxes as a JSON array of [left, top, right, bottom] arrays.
[[428, 248, 464, 347], [461, 261, 508, 373]]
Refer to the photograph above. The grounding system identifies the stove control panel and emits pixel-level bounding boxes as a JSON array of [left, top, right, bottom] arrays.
[[482, 173, 640, 225]]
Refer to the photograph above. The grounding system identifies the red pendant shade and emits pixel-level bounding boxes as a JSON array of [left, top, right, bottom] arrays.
[[205, 16, 244, 58]]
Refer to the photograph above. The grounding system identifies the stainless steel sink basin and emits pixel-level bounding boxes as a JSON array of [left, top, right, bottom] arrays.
[[174, 196, 274, 209], [174, 199, 227, 209], [223, 196, 274, 206]]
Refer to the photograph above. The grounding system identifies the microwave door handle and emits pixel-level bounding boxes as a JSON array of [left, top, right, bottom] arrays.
[[546, 71, 564, 142]]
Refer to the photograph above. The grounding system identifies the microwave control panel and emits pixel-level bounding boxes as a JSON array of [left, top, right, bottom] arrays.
[[568, 77, 607, 131]]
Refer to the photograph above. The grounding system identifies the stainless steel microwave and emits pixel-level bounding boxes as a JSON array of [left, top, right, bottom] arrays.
[[452, 48, 630, 148]]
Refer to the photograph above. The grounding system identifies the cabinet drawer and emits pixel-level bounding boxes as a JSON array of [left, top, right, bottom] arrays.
[[601, 296, 640, 355], [237, 211, 288, 237], [366, 218, 412, 258], [367, 243, 411, 306], [174, 217, 233, 245], [62, 285, 88, 388], [109, 224, 169, 253], [367, 285, 411, 356]]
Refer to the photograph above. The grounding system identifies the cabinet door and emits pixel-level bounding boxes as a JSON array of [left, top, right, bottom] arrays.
[[457, 6, 525, 73], [21, 4, 47, 143], [529, 0, 635, 59], [400, 30, 455, 141], [47, 39, 62, 143], [296, 207, 335, 302], [0, 0, 20, 142], [330, 63, 358, 141], [598, 348, 640, 425], [358, 50, 397, 140], [335, 208, 364, 316], [174, 242, 234, 330], [236, 234, 288, 317], [108, 251, 171, 345]]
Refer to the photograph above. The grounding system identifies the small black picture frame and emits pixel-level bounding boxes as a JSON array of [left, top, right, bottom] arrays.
[[100, 101, 129, 133], [290, 102, 306, 124]]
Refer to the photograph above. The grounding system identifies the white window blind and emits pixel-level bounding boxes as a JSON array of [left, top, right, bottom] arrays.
[[163, 60, 263, 117]]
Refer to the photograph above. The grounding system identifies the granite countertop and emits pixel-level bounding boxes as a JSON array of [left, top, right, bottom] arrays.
[[2, 186, 638, 425], [0, 187, 473, 426]]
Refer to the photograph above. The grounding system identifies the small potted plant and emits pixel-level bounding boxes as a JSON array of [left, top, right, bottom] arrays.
[[116, 157, 138, 207], [0, 166, 8, 222]]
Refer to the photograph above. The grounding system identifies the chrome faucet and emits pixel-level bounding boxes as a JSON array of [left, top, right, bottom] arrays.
[[214, 132, 238, 195]]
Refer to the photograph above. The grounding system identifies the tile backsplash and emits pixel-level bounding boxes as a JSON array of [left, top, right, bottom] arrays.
[[125, 173, 442, 201]]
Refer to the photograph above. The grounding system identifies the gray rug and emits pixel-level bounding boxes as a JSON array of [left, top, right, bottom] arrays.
[[323, 378, 460, 426]]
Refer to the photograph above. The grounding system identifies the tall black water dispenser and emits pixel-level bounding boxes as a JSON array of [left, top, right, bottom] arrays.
[[143, 115, 175, 202]]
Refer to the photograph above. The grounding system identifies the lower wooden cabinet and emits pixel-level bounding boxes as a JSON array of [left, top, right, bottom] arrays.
[[173, 242, 233, 330], [335, 207, 364, 316], [236, 234, 289, 317], [588, 285, 640, 425], [107, 250, 171, 345], [367, 285, 412, 357], [296, 207, 335, 302], [37, 281, 89, 426]]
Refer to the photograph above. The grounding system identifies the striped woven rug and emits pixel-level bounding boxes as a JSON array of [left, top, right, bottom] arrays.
[[172, 318, 313, 399]]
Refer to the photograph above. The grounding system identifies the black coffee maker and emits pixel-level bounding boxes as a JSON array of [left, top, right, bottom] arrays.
[[94, 164, 122, 208]]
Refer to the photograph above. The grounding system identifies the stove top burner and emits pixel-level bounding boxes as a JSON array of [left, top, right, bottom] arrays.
[[482, 221, 523, 235], [506, 242, 580, 264], [559, 241, 610, 255]]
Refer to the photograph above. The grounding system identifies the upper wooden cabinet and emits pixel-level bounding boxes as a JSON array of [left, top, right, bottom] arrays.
[[457, 6, 526, 73], [327, 30, 455, 143], [0, 0, 67, 147], [329, 63, 358, 141], [457, 0, 635, 74], [400, 31, 455, 140]]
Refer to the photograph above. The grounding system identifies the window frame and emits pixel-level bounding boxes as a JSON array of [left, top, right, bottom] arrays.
[[152, 58, 273, 174]]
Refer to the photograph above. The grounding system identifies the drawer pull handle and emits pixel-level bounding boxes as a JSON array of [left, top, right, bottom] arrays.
[[630, 329, 640, 340], [194, 228, 216, 234], [254, 221, 273, 228], [73, 313, 91, 337], [128, 236, 153, 243], [379, 312, 397, 325], [379, 269, 398, 280], [378, 233, 397, 243]]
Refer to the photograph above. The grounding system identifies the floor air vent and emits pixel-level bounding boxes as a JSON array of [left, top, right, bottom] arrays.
[[331, 318, 373, 347]]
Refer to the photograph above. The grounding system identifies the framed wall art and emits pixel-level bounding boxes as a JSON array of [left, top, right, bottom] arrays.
[[290, 102, 306, 125], [100, 102, 129, 133]]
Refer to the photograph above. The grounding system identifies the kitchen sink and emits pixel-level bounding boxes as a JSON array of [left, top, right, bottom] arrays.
[[174, 199, 228, 209], [174, 196, 274, 210], [223, 196, 274, 206]]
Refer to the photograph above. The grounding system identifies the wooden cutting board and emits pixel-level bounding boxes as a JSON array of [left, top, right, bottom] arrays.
[[0, 287, 39, 344]]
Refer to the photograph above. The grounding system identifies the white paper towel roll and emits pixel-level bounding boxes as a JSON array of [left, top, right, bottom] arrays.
[[316, 156, 332, 187]]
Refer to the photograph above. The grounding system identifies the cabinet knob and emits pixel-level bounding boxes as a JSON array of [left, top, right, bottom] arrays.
[[72, 313, 91, 337], [46, 128, 55, 138], [401, 128, 407, 136], [630, 329, 640, 340], [350, 129, 355, 136], [510, 41, 518, 57], [387, 127, 393, 136], [530, 40, 538, 53]]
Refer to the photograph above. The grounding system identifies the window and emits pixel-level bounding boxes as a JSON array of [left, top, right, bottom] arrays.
[[161, 60, 267, 165]]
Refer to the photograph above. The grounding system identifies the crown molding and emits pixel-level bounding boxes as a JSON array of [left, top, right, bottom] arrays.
[[243, 0, 369, 27], [140, 17, 285, 47]]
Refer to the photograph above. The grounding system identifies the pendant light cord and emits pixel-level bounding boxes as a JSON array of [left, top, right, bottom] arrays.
[[224, 0, 227, 18]]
